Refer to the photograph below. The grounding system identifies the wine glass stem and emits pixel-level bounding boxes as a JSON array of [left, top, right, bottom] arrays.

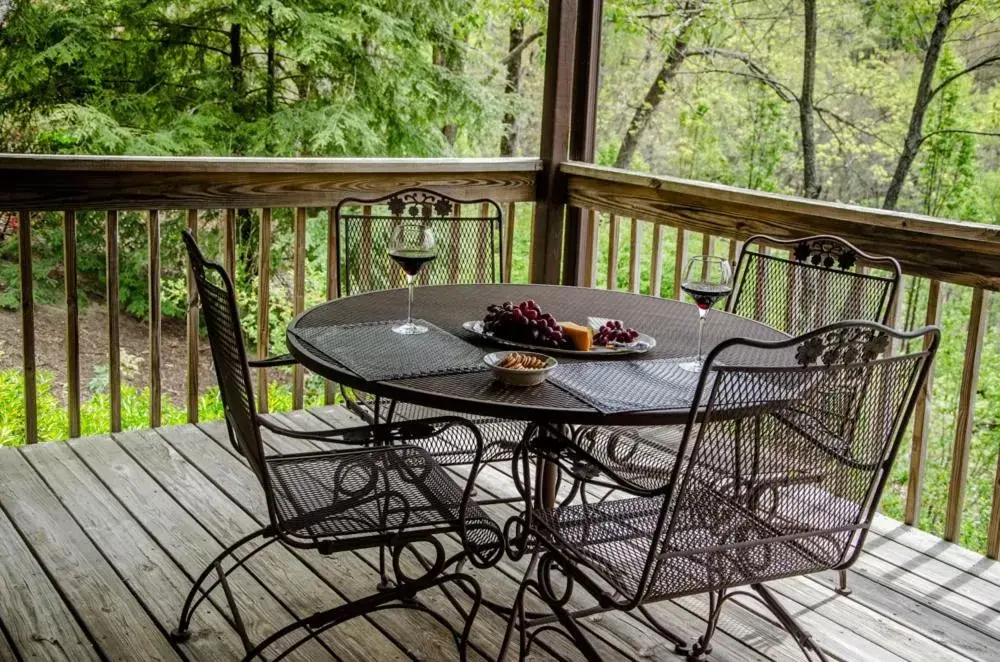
[[406, 275, 414, 326], [696, 308, 708, 363]]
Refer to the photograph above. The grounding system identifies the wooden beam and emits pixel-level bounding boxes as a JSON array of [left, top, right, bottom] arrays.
[[944, 288, 988, 542], [63, 210, 80, 438], [18, 211, 37, 444], [564, 162, 1000, 290], [0, 158, 540, 211], [904, 279, 942, 526], [530, 0, 579, 284], [562, 0, 602, 286], [106, 211, 122, 432]]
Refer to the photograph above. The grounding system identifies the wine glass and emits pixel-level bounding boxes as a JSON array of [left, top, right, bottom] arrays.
[[680, 255, 733, 372], [388, 220, 438, 335]]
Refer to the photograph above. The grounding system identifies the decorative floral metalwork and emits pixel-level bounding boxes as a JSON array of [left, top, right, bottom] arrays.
[[795, 326, 890, 366], [385, 190, 455, 219], [793, 238, 857, 270]]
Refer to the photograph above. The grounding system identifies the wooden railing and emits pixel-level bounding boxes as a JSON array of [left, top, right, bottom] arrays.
[[560, 161, 1000, 558], [5, 154, 1000, 558], [1, 154, 538, 436]]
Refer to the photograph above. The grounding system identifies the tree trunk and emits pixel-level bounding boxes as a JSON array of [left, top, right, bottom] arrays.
[[883, 0, 960, 209], [499, 18, 525, 157], [434, 41, 463, 146], [800, 0, 819, 198], [614, 23, 694, 169], [265, 9, 276, 116]]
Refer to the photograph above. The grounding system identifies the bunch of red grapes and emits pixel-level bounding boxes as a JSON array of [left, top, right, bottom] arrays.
[[594, 320, 638, 345], [482, 300, 569, 348]]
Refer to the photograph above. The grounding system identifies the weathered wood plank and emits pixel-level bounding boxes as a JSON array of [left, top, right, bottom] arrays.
[[945, 288, 989, 541], [606, 214, 620, 289], [0, 160, 539, 211], [17, 211, 37, 444], [148, 209, 161, 428], [673, 229, 686, 300], [649, 223, 665, 297], [72, 433, 351, 662], [628, 218, 641, 293], [0, 448, 180, 661], [222, 208, 236, 279], [564, 162, 1000, 289], [23, 441, 245, 661], [905, 279, 942, 525], [503, 202, 516, 282], [63, 211, 80, 438], [185, 210, 199, 424], [0, 460, 99, 662], [106, 210, 122, 432]]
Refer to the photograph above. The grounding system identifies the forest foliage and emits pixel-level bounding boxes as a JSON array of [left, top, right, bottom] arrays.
[[2, 0, 1000, 551]]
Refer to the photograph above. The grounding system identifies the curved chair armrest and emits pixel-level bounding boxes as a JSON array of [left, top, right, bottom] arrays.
[[248, 353, 297, 368], [256, 414, 483, 449]]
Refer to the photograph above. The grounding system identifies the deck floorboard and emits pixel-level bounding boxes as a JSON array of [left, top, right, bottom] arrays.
[[1, 408, 999, 661]]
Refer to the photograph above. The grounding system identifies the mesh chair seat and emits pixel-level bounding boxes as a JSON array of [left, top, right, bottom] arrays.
[[267, 444, 502, 549], [536, 481, 848, 604]]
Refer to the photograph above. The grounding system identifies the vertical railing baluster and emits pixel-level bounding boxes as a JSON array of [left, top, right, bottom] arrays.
[[673, 229, 686, 300], [606, 214, 620, 290], [449, 204, 461, 282], [628, 218, 641, 293], [360, 206, 373, 289], [649, 223, 665, 297], [728, 237, 738, 265], [148, 209, 161, 428], [905, 279, 941, 527], [293, 207, 306, 410], [18, 211, 37, 444], [581, 208, 599, 288], [63, 210, 80, 438], [106, 210, 122, 433], [945, 287, 988, 542], [185, 210, 199, 423], [223, 208, 237, 278], [257, 209, 272, 414], [324, 206, 338, 406], [503, 202, 516, 282], [477, 202, 490, 283]]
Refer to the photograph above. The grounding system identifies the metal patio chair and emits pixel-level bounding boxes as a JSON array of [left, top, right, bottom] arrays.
[[500, 321, 938, 661], [335, 189, 525, 487], [174, 231, 503, 661], [728, 234, 902, 335]]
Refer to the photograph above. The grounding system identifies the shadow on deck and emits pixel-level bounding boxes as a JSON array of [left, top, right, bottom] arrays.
[[0, 406, 998, 661]]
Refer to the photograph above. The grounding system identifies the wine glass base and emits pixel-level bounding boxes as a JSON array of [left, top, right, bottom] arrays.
[[679, 359, 704, 373], [392, 322, 428, 335]]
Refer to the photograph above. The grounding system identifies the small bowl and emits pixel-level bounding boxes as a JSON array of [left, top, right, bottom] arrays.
[[484, 351, 557, 387]]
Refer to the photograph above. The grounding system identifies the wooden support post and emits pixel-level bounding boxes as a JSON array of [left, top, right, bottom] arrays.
[[650, 223, 665, 297], [258, 209, 272, 413], [292, 208, 306, 410], [18, 211, 37, 444], [905, 279, 940, 526], [63, 210, 80, 438], [106, 211, 122, 433], [944, 287, 988, 542], [148, 209, 161, 428], [185, 210, 199, 423], [531, 0, 579, 284]]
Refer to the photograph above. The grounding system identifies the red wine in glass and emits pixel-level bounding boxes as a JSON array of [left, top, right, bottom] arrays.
[[681, 282, 733, 311], [388, 222, 437, 335], [389, 249, 437, 277]]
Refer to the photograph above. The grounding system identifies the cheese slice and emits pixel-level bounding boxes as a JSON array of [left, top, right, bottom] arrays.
[[561, 321, 593, 351]]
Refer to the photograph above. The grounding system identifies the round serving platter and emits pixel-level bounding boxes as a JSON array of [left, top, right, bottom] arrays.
[[461, 319, 655, 358]]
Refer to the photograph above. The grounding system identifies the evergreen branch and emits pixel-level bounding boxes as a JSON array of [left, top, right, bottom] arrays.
[[110, 37, 231, 58]]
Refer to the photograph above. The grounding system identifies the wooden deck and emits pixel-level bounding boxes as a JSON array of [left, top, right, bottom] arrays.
[[1, 406, 999, 662]]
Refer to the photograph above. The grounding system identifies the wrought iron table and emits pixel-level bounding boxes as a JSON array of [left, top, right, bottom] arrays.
[[286, 283, 788, 428]]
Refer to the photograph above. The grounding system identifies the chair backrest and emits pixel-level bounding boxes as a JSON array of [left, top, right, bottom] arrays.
[[181, 231, 268, 484], [728, 235, 901, 336], [655, 321, 937, 595], [335, 188, 503, 296]]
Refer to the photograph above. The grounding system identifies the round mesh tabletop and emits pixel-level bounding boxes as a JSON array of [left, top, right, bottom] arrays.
[[286, 284, 788, 426]]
